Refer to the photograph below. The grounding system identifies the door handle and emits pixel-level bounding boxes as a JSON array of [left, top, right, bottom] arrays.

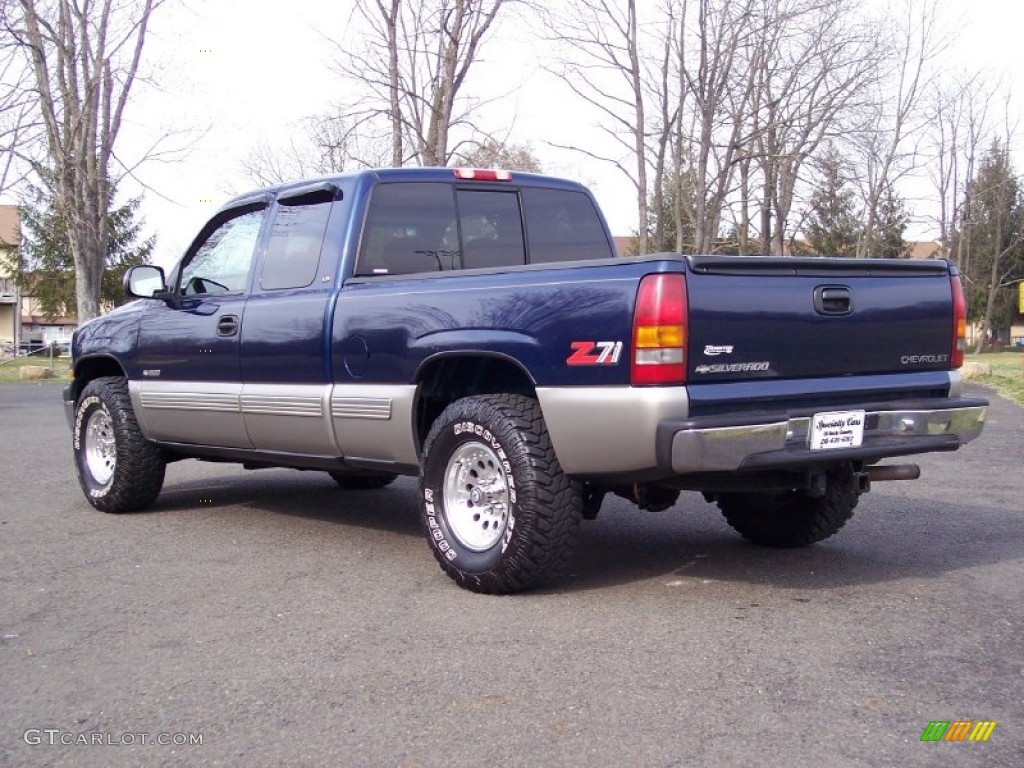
[[217, 314, 239, 336]]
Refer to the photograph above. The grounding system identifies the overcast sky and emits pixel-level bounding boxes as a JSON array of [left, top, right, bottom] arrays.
[[64, 0, 1024, 267]]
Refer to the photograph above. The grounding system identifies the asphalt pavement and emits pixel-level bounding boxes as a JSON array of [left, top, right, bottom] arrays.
[[1, 381, 1021, 767]]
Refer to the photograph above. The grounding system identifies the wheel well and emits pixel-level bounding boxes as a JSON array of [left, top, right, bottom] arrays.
[[415, 355, 536, 450], [71, 356, 127, 401]]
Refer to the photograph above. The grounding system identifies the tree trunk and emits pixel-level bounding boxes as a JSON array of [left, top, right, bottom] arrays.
[[385, 0, 403, 166], [14, 0, 159, 323]]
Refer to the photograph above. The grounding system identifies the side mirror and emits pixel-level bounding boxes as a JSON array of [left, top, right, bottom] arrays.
[[124, 265, 168, 299]]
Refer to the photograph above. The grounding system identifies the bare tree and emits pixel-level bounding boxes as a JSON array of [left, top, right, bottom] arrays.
[[747, 0, 875, 255], [240, 110, 389, 187], [927, 73, 996, 273], [0, 11, 35, 197], [455, 138, 542, 171], [850, 0, 943, 258], [538, 0, 651, 252], [336, 0, 509, 167], [537, 0, 879, 257], [681, 0, 761, 254], [0, 94, 33, 199], [649, 0, 684, 253], [3, 0, 163, 322]]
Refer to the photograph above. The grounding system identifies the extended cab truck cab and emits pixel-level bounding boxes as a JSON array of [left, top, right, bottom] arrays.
[[64, 167, 988, 593]]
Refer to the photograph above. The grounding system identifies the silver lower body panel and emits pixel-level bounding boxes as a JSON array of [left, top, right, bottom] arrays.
[[535, 386, 690, 474], [128, 380, 419, 466]]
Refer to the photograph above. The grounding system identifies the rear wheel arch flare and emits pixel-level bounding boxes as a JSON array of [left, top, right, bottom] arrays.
[[413, 352, 538, 451]]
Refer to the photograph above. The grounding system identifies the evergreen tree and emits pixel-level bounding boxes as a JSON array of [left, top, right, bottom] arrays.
[[955, 142, 1024, 349], [803, 149, 862, 257], [1, 180, 154, 319], [646, 166, 698, 254], [873, 184, 910, 258]]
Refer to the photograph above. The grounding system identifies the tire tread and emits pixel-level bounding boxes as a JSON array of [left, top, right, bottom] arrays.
[[75, 376, 165, 513], [421, 393, 582, 593]]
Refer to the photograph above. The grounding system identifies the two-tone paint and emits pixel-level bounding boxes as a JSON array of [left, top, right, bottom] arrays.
[[66, 167, 987, 483]]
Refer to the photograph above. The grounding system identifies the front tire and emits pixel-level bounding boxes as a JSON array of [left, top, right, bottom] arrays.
[[73, 376, 166, 513], [716, 465, 860, 547], [420, 394, 582, 594]]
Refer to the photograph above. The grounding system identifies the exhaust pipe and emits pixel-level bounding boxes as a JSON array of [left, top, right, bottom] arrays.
[[866, 464, 921, 482]]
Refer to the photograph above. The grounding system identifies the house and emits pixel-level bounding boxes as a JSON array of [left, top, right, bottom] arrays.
[[0, 204, 80, 355], [1014, 283, 1024, 347], [19, 305, 77, 352], [907, 240, 942, 260], [612, 235, 636, 257], [0, 205, 20, 356]]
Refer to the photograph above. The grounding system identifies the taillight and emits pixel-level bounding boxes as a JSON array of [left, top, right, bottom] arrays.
[[951, 274, 967, 369], [453, 168, 512, 181], [631, 273, 687, 385]]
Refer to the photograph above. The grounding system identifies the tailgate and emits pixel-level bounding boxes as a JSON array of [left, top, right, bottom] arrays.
[[684, 255, 955, 382]]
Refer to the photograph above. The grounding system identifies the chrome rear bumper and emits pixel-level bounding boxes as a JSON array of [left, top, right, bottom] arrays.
[[661, 400, 988, 474]]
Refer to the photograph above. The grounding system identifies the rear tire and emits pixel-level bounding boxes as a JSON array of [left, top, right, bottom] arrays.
[[420, 394, 582, 594], [717, 465, 859, 547], [73, 376, 165, 513], [328, 471, 397, 490]]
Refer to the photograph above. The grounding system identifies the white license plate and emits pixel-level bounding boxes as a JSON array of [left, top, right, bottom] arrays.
[[809, 410, 866, 450]]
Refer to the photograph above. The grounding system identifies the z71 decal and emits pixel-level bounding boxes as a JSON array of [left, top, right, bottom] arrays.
[[567, 340, 623, 366]]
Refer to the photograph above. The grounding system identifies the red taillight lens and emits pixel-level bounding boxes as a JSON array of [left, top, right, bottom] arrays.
[[951, 274, 967, 369], [631, 273, 687, 385], [453, 168, 512, 181]]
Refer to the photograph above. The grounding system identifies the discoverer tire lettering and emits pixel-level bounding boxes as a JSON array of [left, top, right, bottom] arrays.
[[73, 376, 166, 513], [420, 394, 582, 594]]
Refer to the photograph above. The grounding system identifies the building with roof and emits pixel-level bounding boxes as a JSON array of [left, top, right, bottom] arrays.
[[0, 205, 20, 355], [0, 205, 80, 356]]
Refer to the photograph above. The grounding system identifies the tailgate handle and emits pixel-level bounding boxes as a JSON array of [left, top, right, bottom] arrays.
[[814, 286, 853, 316]]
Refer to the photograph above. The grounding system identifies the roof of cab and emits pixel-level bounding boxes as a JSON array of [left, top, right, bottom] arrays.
[[220, 167, 590, 210]]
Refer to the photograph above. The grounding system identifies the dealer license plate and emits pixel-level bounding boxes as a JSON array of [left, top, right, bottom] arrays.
[[809, 410, 866, 450]]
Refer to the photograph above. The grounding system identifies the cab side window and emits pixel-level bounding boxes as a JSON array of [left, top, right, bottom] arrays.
[[180, 208, 266, 296], [357, 183, 458, 276], [521, 189, 614, 263], [260, 198, 332, 290]]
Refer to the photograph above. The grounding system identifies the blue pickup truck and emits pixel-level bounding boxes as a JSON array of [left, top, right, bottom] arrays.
[[64, 167, 987, 593]]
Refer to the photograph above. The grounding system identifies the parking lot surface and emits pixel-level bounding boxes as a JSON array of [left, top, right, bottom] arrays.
[[1, 382, 1021, 766]]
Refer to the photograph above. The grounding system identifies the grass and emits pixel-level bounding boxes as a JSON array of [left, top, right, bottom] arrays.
[[0, 354, 71, 383], [965, 350, 1024, 406]]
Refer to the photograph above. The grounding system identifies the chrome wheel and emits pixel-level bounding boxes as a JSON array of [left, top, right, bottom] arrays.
[[421, 395, 583, 593], [84, 406, 116, 486], [442, 440, 510, 551]]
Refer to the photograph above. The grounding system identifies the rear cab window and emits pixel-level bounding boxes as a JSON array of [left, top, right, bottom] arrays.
[[456, 189, 526, 270], [355, 179, 613, 277]]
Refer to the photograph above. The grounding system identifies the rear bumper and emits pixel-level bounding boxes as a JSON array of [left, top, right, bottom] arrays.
[[657, 397, 988, 473]]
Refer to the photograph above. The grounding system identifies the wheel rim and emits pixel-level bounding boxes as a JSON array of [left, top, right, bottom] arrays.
[[84, 406, 116, 486], [443, 440, 510, 552]]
